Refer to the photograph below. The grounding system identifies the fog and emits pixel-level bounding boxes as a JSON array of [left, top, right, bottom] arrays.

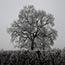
[[0, 0, 65, 50]]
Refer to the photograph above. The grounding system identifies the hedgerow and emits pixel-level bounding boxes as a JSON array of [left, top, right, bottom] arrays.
[[0, 48, 65, 65]]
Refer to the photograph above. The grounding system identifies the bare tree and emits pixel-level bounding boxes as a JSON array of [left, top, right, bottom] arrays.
[[7, 5, 57, 50]]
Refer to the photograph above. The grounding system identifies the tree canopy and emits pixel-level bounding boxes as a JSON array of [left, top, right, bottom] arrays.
[[7, 5, 57, 50]]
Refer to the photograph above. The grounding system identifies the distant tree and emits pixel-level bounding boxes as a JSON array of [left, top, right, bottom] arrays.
[[7, 5, 57, 50], [0, 48, 4, 52]]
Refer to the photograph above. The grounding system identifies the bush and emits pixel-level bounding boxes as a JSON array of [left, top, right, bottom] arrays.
[[0, 48, 64, 65]]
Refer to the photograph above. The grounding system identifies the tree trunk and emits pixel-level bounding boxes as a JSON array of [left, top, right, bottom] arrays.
[[31, 40, 34, 50]]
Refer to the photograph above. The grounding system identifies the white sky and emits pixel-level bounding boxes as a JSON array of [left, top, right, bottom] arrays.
[[0, 0, 65, 50]]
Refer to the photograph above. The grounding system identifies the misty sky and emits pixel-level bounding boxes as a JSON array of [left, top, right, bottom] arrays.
[[0, 0, 65, 50]]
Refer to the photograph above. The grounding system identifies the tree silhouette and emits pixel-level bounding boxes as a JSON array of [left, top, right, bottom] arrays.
[[7, 5, 57, 50]]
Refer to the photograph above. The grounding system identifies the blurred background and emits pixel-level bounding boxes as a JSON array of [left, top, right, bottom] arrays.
[[0, 0, 65, 50]]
